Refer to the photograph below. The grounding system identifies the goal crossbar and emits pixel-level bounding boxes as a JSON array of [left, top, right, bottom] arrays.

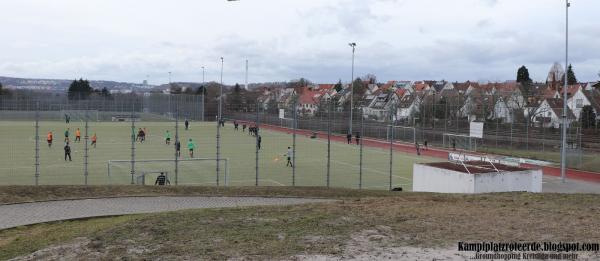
[[107, 158, 230, 186], [386, 125, 416, 144]]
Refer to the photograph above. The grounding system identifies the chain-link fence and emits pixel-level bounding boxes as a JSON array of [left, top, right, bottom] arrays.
[[0, 91, 598, 188]]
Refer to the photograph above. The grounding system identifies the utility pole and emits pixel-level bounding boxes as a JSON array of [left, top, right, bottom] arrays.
[[561, 0, 570, 183]]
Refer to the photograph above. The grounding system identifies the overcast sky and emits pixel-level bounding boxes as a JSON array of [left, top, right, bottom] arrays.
[[0, 0, 599, 85]]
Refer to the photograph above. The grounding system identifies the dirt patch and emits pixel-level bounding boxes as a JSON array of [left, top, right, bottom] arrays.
[[293, 228, 469, 261]]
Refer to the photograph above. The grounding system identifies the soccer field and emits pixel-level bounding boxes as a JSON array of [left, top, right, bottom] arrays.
[[0, 120, 437, 190]]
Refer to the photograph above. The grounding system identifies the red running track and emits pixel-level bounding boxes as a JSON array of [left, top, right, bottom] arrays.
[[236, 120, 600, 183]]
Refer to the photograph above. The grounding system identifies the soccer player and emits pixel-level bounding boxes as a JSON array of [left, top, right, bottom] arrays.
[[234, 120, 239, 131], [65, 114, 70, 124], [175, 140, 181, 158], [286, 147, 293, 167], [185, 119, 189, 130], [187, 138, 196, 158], [257, 135, 262, 150], [47, 131, 53, 148], [137, 128, 145, 143], [91, 133, 97, 148], [75, 128, 81, 142], [415, 141, 421, 156], [424, 140, 428, 151], [155, 172, 170, 186], [64, 128, 70, 142], [64, 142, 72, 161], [165, 130, 171, 145], [355, 132, 361, 145], [346, 133, 352, 144]]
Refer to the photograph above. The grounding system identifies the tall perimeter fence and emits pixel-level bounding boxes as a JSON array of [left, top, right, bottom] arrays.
[[0, 92, 598, 188]]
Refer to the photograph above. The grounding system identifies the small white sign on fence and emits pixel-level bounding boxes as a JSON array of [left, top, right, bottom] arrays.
[[470, 122, 484, 138], [279, 109, 285, 119]]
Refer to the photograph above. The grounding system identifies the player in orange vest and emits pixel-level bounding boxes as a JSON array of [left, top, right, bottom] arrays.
[[91, 133, 97, 148], [47, 131, 53, 148], [75, 128, 81, 142]]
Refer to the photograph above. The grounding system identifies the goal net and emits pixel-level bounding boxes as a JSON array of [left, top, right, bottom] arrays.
[[107, 158, 229, 186], [443, 133, 478, 151], [390, 125, 416, 144], [60, 110, 99, 122]]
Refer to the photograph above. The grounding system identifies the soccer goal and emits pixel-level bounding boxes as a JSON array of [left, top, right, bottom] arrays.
[[107, 158, 230, 186], [443, 133, 479, 151], [136, 171, 170, 185], [60, 110, 99, 122], [390, 125, 416, 144]]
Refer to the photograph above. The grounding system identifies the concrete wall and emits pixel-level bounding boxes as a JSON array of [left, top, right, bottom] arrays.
[[412, 163, 542, 193], [412, 164, 474, 193], [473, 169, 542, 193]]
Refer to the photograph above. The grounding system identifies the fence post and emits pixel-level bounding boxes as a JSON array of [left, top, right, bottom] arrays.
[[388, 118, 394, 191], [327, 101, 331, 188], [292, 98, 297, 186], [34, 101, 40, 186], [84, 102, 89, 185], [255, 103, 260, 186], [216, 108, 221, 187], [359, 107, 364, 189], [130, 103, 136, 185], [175, 108, 179, 185]]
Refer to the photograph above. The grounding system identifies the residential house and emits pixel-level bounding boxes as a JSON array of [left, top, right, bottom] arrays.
[[459, 89, 494, 122], [567, 87, 600, 120], [532, 98, 575, 128], [396, 94, 421, 122], [363, 91, 400, 121]]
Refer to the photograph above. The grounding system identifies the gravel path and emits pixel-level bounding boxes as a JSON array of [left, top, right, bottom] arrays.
[[0, 196, 333, 230]]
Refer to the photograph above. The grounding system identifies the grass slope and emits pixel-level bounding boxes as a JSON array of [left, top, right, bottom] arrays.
[[1, 189, 599, 260]]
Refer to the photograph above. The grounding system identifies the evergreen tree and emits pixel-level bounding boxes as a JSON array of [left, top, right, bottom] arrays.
[[517, 65, 533, 97], [334, 79, 343, 92], [196, 85, 207, 95], [434, 97, 447, 119], [229, 83, 243, 108], [516, 65, 532, 83], [101, 87, 111, 97], [67, 78, 93, 100], [567, 64, 578, 85], [580, 105, 597, 129]]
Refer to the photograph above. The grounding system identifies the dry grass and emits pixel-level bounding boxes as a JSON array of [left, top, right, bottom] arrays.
[[2, 191, 600, 260], [0, 185, 397, 204]]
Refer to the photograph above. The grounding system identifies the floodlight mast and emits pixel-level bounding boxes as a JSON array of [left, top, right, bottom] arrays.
[[348, 42, 356, 136], [561, 0, 570, 183]]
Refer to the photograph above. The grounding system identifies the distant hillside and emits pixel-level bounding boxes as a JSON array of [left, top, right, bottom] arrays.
[[0, 76, 155, 92]]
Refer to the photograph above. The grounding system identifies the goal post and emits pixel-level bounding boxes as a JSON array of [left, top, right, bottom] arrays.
[[107, 158, 230, 186], [443, 133, 478, 151], [389, 125, 416, 144], [60, 110, 99, 122]]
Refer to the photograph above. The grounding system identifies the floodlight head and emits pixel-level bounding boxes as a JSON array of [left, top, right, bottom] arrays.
[[349, 42, 356, 47]]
